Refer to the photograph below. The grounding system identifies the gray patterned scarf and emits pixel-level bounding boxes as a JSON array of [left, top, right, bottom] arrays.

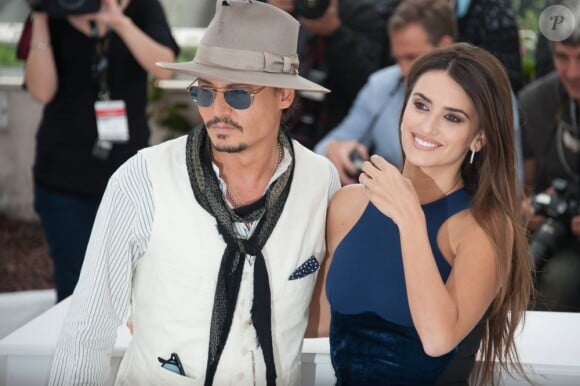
[[185, 126, 294, 386]]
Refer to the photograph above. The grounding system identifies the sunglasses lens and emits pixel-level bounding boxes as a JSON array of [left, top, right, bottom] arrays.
[[189, 87, 214, 107], [224, 89, 252, 109]]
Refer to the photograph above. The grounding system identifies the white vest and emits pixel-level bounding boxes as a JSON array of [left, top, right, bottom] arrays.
[[115, 136, 331, 386]]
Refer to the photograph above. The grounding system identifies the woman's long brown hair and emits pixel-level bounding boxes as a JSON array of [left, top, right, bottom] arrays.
[[402, 43, 534, 385]]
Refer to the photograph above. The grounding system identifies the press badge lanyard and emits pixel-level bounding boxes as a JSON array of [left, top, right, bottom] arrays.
[[562, 99, 580, 178], [90, 21, 130, 160], [550, 99, 580, 180]]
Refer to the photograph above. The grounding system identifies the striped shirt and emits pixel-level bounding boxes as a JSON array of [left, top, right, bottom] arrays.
[[48, 147, 340, 385]]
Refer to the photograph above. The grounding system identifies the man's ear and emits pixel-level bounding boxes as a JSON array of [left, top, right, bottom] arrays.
[[437, 35, 454, 48], [278, 88, 295, 109]]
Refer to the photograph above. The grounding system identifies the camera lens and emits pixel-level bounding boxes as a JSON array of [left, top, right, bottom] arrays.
[[529, 219, 569, 267], [294, 0, 330, 19], [58, 0, 87, 10]]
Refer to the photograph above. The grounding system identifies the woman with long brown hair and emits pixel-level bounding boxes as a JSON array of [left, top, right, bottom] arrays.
[[308, 43, 533, 385]]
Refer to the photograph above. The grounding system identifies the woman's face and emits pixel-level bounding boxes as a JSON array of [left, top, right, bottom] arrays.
[[400, 70, 483, 172]]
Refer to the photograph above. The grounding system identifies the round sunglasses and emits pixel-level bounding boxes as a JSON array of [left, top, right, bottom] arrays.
[[187, 84, 266, 110]]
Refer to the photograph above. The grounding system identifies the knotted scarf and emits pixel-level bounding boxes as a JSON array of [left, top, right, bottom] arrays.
[[185, 126, 294, 385]]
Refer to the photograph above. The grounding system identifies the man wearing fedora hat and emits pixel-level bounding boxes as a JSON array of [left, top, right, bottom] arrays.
[[49, 1, 339, 385]]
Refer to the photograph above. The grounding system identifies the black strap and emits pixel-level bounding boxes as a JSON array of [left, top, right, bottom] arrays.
[[90, 21, 112, 101]]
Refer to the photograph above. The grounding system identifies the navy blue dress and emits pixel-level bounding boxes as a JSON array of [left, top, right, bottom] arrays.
[[326, 189, 482, 385]]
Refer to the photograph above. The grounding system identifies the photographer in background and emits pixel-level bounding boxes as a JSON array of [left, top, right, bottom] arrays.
[[314, 0, 525, 185], [25, 0, 178, 302], [266, 0, 396, 148], [519, 0, 580, 312]]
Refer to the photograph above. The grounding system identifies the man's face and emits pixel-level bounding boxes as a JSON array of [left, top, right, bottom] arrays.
[[553, 42, 580, 101], [195, 79, 294, 153], [390, 23, 437, 79]]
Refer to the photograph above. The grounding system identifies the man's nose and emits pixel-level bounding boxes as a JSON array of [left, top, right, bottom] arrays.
[[211, 91, 232, 114], [565, 59, 580, 78]]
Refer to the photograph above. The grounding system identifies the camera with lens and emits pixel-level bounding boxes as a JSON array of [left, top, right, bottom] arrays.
[[529, 178, 579, 267], [348, 149, 366, 179], [26, 0, 101, 18], [294, 0, 330, 19]]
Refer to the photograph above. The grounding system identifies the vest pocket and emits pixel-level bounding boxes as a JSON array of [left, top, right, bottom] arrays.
[[272, 254, 321, 330], [154, 363, 199, 385]]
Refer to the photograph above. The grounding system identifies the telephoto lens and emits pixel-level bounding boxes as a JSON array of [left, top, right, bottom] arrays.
[[294, 0, 330, 19], [26, 0, 101, 17], [529, 219, 569, 268]]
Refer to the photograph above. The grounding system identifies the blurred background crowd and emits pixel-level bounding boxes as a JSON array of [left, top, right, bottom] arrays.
[[0, 0, 578, 313]]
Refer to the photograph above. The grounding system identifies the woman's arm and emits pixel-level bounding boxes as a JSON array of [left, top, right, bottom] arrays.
[[102, 0, 175, 80], [361, 155, 502, 356], [69, 0, 176, 80], [398, 210, 500, 356], [24, 13, 58, 103]]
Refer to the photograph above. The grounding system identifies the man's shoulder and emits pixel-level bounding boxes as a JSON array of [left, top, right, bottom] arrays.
[[368, 65, 402, 85], [293, 140, 336, 173], [292, 140, 339, 197], [293, 140, 331, 164], [138, 134, 188, 160], [518, 72, 561, 107]]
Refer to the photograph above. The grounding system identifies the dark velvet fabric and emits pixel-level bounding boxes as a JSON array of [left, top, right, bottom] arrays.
[[330, 311, 457, 385]]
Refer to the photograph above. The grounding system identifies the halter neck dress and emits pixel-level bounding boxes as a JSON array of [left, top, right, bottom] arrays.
[[326, 189, 483, 385]]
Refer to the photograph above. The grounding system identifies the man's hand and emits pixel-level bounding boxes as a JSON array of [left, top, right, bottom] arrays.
[[267, 0, 295, 13], [571, 215, 580, 238], [325, 139, 368, 185], [127, 317, 134, 334], [520, 196, 545, 232]]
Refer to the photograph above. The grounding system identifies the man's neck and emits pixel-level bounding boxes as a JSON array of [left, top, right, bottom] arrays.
[[214, 140, 283, 205]]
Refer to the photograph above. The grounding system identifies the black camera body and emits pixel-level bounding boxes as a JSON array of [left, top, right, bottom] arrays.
[[294, 0, 330, 19], [348, 149, 366, 179], [530, 178, 579, 266], [27, 0, 101, 18]]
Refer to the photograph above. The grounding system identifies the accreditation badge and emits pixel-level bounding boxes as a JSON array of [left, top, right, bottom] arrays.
[[94, 100, 129, 143]]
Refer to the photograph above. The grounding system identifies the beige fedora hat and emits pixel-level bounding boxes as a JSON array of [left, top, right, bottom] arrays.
[[157, 0, 329, 93]]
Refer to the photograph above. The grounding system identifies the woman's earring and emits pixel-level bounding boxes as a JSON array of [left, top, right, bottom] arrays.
[[469, 150, 476, 165]]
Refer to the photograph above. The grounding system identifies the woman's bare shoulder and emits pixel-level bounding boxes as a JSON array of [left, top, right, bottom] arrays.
[[449, 208, 512, 244]]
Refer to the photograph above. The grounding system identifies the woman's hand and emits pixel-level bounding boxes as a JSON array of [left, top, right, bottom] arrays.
[[359, 155, 421, 226], [94, 0, 128, 29], [69, 0, 129, 33], [520, 195, 545, 231], [66, 0, 174, 78]]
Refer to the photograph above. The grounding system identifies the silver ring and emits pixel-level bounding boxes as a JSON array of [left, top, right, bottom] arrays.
[[361, 175, 367, 188]]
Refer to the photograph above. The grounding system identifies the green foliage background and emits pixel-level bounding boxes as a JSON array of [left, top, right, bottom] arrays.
[[513, 0, 550, 82], [0, 2, 550, 82], [0, 1, 551, 137], [0, 44, 21, 67]]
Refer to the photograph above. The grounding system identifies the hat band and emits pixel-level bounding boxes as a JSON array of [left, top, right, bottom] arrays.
[[194, 43, 299, 75]]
